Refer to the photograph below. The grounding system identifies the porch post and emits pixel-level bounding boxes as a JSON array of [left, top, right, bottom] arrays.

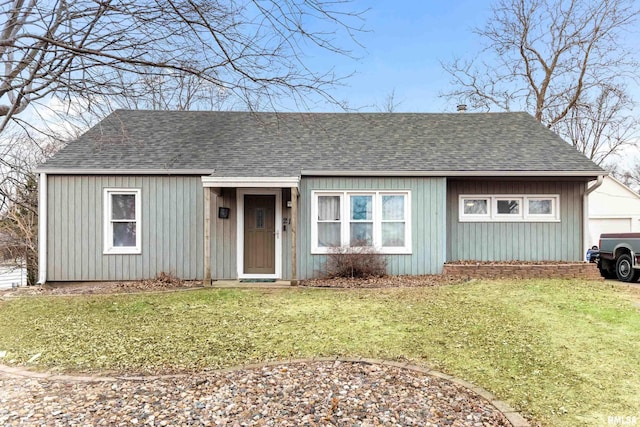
[[203, 187, 211, 285], [290, 186, 298, 285]]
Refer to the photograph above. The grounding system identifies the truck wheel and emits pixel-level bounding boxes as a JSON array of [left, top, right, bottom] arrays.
[[598, 260, 616, 279], [615, 254, 640, 282]]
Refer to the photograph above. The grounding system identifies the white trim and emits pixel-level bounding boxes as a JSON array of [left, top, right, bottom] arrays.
[[459, 194, 560, 222], [236, 188, 282, 279], [311, 190, 412, 255], [302, 170, 605, 178], [202, 176, 299, 188], [37, 173, 47, 285], [103, 188, 142, 254], [35, 168, 215, 175]]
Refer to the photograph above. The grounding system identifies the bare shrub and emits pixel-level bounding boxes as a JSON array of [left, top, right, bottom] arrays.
[[322, 244, 387, 279]]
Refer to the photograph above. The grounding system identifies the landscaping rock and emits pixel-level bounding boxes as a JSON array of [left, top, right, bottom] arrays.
[[0, 361, 513, 426]]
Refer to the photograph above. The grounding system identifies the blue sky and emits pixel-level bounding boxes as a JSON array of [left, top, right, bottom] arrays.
[[306, 0, 497, 112], [306, 0, 640, 114]]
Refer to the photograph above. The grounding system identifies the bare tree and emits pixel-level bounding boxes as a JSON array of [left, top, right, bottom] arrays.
[[553, 85, 640, 165], [0, 0, 366, 283], [441, 0, 640, 164], [0, 0, 366, 136], [0, 133, 54, 285], [375, 89, 402, 113], [112, 67, 235, 111]]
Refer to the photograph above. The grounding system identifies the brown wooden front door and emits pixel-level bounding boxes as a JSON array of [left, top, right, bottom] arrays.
[[243, 195, 276, 274]]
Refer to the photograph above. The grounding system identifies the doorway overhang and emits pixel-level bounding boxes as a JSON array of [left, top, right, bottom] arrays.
[[201, 176, 299, 188]]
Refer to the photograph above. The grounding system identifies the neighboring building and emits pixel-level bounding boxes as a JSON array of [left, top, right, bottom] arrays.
[[35, 111, 605, 283], [0, 263, 27, 289], [588, 176, 640, 247], [0, 232, 27, 288]]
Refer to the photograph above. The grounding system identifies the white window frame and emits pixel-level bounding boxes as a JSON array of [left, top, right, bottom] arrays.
[[103, 188, 142, 254], [311, 190, 412, 254], [460, 197, 491, 221], [459, 194, 560, 222], [494, 197, 523, 219]]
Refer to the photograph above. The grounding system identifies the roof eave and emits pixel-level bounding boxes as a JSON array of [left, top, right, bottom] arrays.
[[301, 170, 607, 178], [35, 168, 215, 175]]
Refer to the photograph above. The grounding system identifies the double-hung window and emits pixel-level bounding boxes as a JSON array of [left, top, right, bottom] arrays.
[[104, 188, 141, 254], [459, 194, 559, 222], [313, 191, 411, 254]]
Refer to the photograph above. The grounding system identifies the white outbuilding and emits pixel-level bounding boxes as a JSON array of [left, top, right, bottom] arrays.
[[588, 176, 640, 248]]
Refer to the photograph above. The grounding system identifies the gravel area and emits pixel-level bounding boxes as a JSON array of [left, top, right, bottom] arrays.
[[0, 360, 512, 426]]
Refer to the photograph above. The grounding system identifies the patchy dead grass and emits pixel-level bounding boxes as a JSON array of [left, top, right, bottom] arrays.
[[0, 279, 639, 427]]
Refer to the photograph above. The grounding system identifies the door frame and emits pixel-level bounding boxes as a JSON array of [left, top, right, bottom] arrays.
[[236, 188, 282, 279]]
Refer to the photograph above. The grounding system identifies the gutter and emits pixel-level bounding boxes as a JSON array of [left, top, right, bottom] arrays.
[[301, 169, 604, 178], [584, 174, 606, 255], [33, 168, 215, 175], [37, 172, 47, 285]]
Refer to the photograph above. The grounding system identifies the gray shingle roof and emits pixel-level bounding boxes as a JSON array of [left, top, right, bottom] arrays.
[[39, 110, 605, 177]]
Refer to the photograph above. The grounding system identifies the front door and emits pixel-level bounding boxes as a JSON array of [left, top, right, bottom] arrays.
[[243, 195, 276, 274]]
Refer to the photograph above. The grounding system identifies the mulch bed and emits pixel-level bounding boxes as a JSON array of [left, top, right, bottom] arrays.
[[299, 275, 466, 288]]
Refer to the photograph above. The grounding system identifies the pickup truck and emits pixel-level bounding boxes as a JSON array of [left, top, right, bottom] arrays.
[[597, 233, 640, 282]]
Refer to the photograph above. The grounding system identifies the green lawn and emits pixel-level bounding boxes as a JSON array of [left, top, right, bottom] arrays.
[[1, 279, 639, 426]]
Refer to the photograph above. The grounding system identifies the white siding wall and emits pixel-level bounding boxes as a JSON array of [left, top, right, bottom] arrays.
[[588, 177, 640, 247], [0, 264, 27, 289]]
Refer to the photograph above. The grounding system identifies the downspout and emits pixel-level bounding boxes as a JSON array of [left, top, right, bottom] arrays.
[[583, 175, 605, 258], [37, 172, 47, 284]]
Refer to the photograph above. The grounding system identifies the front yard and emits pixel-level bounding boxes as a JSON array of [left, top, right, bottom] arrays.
[[0, 279, 639, 426]]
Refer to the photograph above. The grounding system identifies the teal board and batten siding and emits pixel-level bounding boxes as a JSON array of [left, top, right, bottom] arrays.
[[47, 175, 204, 281], [298, 177, 447, 279], [446, 179, 586, 262]]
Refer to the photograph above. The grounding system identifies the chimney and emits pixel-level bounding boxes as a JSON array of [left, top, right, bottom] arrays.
[[456, 104, 467, 113]]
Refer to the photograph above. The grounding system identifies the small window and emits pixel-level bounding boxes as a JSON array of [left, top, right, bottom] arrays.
[[495, 198, 521, 216], [463, 198, 488, 215], [256, 208, 265, 229], [527, 198, 554, 215], [104, 189, 141, 254], [460, 194, 559, 222]]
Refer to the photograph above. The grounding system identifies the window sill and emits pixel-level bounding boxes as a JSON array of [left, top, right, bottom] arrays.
[[459, 217, 560, 223], [103, 247, 141, 255], [311, 248, 412, 255]]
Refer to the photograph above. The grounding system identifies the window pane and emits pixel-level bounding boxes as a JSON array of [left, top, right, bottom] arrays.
[[350, 223, 373, 246], [318, 223, 341, 247], [256, 208, 265, 229], [112, 194, 136, 220], [350, 195, 372, 220], [318, 196, 340, 220], [529, 199, 552, 214], [113, 222, 136, 247], [382, 223, 405, 247], [463, 199, 487, 215], [497, 199, 520, 214], [382, 195, 404, 220]]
